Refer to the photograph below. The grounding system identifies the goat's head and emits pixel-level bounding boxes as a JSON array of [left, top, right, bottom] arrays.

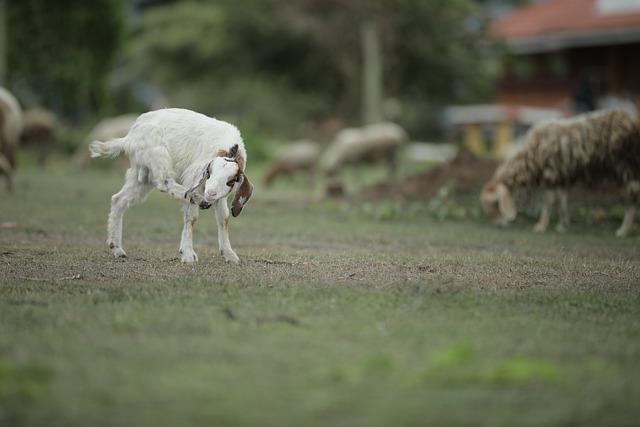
[[196, 144, 253, 217], [480, 178, 516, 227]]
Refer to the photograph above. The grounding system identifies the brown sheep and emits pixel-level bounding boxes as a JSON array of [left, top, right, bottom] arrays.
[[263, 140, 321, 188], [481, 109, 640, 237]]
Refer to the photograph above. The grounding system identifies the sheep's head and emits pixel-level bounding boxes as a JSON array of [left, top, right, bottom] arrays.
[[481, 178, 516, 227], [198, 144, 253, 217]]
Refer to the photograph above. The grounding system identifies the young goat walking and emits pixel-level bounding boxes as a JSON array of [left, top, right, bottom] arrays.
[[90, 108, 253, 262]]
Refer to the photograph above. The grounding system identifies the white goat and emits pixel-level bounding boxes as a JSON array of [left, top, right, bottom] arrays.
[[481, 109, 640, 237], [89, 108, 254, 262], [0, 87, 24, 191]]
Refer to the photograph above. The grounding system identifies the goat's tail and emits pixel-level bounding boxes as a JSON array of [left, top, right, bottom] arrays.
[[89, 137, 126, 159]]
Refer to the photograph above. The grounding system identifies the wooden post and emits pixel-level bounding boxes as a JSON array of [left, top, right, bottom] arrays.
[[494, 120, 513, 159], [464, 123, 485, 156], [361, 21, 383, 125]]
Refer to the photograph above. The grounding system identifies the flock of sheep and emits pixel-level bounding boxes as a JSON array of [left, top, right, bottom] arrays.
[[2, 83, 639, 263]]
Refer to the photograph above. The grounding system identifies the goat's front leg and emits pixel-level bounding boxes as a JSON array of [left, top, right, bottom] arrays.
[[156, 175, 211, 210], [214, 199, 239, 263], [179, 203, 200, 262], [534, 189, 555, 232]]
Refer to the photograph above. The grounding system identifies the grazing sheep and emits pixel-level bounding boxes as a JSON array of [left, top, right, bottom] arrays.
[[481, 109, 640, 236], [21, 107, 57, 165], [89, 108, 254, 263], [322, 122, 408, 178], [264, 139, 320, 187], [0, 87, 24, 191], [73, 113, 138, 169]]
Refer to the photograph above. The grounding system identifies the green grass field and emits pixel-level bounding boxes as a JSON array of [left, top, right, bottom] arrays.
[[1, 162, 639, 427]]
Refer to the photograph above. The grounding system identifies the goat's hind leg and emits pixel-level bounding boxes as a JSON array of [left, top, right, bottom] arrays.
[[108, 168, 154, 258]]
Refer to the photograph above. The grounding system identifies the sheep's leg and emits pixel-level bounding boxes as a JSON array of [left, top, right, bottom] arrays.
[[214, 199, 239, 263], [108, 168, 154, 258], [534, 190, 555, 232], [555, 188, 569, 233], [617, 181, 639, 237], [179, 203, 200, 262], [616, 205, 636, 237]]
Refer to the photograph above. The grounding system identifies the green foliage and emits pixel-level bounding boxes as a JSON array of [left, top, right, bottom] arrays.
[[127, 0, 504, 139], [354, 179, 481, 222], [7, 0, 125, 122]]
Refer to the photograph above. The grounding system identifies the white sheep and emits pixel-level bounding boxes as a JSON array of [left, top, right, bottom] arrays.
[[481, 109, 640, 237], [89, 108, 254, 263], [263, 139, 320, 187], [21, 107, 57, 165], [73, 113, 139, 169], [322, 122, 408, 178], [0, 87, 24, 191]]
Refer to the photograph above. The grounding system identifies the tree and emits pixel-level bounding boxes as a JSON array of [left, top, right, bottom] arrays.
[[128, 0, 503, 138], [6, 0, 125, 122]]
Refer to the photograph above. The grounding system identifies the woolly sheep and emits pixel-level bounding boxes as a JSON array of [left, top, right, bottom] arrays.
[[0, 87, 24, 191], [73, 113, 138, 169], [481, 109, 640, 237], [21, 107, 57, 165], [89, 108, 254, 263], [263, 139, 320, 187], [322, 122, 408, 178]]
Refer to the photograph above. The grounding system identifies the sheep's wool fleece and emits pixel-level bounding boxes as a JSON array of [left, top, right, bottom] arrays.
[[497, 109, 640, 189]]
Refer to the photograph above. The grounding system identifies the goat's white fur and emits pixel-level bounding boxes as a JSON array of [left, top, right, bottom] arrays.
[[89, 108, 253, 262]]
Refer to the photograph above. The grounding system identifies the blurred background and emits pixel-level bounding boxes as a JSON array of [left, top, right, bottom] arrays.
[[1, 0, 639, 184]]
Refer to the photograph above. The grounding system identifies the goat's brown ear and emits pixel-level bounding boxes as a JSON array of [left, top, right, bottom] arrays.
[[231, 173, 253, 217], [229, 144, 239, 159]]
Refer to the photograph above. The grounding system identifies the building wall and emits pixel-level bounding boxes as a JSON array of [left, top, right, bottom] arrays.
[[495, 42, 640, 112]]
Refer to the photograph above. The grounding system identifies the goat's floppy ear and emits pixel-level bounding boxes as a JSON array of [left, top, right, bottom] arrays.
[[231, 173, 253, 217], [229, 144, 239, 159], [496, 182, 516, 222]]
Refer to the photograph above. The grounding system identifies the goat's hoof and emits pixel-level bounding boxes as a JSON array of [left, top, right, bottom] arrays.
[[223, 251, 240, 264], [199, 201, 212, 210], [112, 248, 127, 259], [180, 248, 198, 262]]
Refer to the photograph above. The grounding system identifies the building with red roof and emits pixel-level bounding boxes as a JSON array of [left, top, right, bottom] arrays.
[[493, 0, 640, 112]]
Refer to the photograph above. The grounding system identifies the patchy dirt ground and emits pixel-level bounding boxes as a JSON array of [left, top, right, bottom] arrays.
[[357, 149, 498, 201]]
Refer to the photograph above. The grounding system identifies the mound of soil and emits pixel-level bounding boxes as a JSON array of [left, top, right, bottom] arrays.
[[357, 149, 499, 201]]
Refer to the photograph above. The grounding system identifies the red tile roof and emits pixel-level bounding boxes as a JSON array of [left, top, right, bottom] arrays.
[[494, 0, 640, 53]]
